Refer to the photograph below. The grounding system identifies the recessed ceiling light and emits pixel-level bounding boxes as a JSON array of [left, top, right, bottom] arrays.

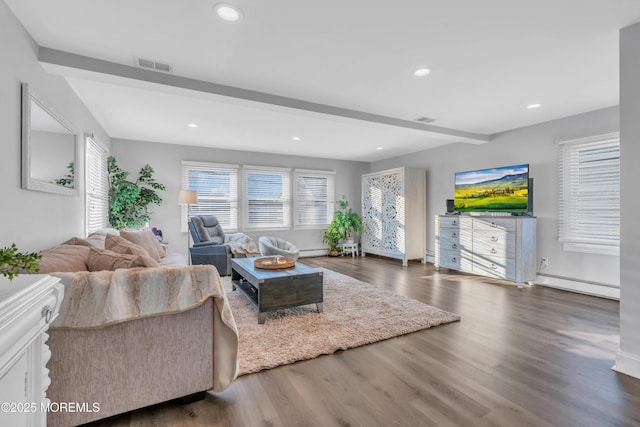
[[413, 68, 431, 77], [527, 103, 541, 109], [187, 123, 199, 128], [214, 3, 243, 22], [376, 147, 384, 150], [292, 136, 301, 141]]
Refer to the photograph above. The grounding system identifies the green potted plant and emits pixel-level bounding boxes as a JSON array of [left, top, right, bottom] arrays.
[[322, 222, 343, 256], [107, 156, 166, 230], [322, 195, 362, 256], [333, 195, 362, 244], [0, 243, 41, 281]]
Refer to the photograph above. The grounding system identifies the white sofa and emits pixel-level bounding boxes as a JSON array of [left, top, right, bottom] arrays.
[[36, 229, 239, 426]]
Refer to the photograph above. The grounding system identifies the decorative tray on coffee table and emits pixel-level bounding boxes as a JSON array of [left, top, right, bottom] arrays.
[[254, 256, 296, 270]]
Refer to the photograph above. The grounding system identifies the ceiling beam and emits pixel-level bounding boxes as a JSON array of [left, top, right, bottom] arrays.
[[39, 47, 490, 144]]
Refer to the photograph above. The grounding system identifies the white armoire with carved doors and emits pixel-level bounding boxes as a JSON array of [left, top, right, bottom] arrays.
[[361, 167, 426, 266]]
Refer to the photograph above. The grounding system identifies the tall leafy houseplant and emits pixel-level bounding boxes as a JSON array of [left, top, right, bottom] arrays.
[[323, 195, 362, 256], [107, 156, 166, 230]]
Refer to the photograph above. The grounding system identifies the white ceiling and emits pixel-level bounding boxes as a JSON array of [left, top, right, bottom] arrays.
[[5, 0, 640, 161]]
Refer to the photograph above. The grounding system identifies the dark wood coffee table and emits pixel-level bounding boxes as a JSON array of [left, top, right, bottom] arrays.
[[231, 257, 323, 324]]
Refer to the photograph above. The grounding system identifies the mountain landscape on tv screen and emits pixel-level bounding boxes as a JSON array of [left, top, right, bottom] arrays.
[[455, 172, 528, 212]]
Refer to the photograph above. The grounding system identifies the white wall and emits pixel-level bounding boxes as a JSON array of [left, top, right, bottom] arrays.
[[616, 20, 640, 379], [110, 138, 369, 259], [0, 1, 110, 252], [370, 106, 620, 297]]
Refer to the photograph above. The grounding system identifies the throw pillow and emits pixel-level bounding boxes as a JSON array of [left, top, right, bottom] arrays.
[[120, 228, 163, 261], [105, 234, 156, 263], [38, 245, 90, 273], [85, 228, 120, 249], [152, 234, 167, 258], [87, 247, 156, 271], [61, 237, 95, 248]]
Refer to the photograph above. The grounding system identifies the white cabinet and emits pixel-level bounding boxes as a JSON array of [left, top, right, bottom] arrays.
[[361, 167, 426, 266], [435, 215, 536, 287], [0, 275, 64, 426]]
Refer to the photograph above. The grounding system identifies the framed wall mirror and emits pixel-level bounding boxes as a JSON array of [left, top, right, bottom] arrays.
[[21, 83, 79, 196]]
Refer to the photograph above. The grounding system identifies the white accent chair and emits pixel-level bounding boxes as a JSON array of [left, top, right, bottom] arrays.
[[258, 236, 300, 259]]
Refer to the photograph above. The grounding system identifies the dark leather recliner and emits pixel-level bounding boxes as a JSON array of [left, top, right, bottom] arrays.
[[188, 215, 245, 276]]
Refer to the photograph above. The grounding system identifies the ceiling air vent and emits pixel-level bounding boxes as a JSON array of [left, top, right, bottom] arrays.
[[415, 116, 435, 123], [134, 57, 174, 73]]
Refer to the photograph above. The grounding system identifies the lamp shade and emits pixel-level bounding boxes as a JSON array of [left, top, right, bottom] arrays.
[[178, 189, 197, 205]]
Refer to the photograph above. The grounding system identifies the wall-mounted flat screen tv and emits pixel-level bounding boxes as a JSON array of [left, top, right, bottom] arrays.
[[454, 164, 529, 213]]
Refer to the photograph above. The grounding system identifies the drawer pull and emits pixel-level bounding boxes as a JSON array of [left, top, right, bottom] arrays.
[[452, 220, 457, 225], [451, 243, 458, 249], [490, 263, 497, 270], [490, 236, 499, 242], [451, 257, 457, 262], [452, 232, 457, 238], [490, 222, 497, 228], [490, 248, 498, 254], [42, 306, 53, 324]]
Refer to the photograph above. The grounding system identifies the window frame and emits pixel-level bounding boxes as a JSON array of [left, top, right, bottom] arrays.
[[293, 169, 336, 230], [85, 135, 109, 235], [181, 160, 239, 233], [558, 131, 620, 256], [242, 165, 292, 231]]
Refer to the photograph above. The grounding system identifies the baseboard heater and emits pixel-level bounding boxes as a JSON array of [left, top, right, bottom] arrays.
[[535, 273, 620, 300], [298, 248, 328, 258]]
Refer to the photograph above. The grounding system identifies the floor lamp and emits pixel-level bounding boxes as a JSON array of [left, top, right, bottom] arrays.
[[178, 189, 198, 263]]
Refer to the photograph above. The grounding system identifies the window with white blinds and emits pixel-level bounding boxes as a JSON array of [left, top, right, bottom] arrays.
[[294, 169, 335, 229], [243, 166, 291, 230], [85, 136, 109, 234], [181, 161, 239, 232], [558, 131, 620, 255]]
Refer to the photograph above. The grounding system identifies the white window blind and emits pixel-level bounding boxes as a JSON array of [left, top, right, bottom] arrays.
[[181, 161, 239, 232], [85, 136, 109, 234], [294, 169, 335, 229], [243, 166, 291, 230], [558, 132, 620, 255]]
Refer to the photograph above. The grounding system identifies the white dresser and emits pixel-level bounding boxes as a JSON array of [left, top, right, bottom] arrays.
[[361, 167, 426, 266], [435, 215, 536, 287], [0, 275, 64, 426]]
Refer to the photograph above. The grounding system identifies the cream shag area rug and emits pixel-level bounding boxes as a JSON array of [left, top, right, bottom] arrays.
[[223, 268, 460, 376]]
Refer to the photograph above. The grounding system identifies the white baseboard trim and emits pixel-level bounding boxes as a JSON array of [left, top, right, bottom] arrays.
[[534, 275, 620, 300], [613, 350, 640, 379], [425, 254, 435, 264], [299, 249, 328, 258]]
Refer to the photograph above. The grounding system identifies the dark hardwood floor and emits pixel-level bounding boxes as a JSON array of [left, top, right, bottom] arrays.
[[90, 256, 640, 427]]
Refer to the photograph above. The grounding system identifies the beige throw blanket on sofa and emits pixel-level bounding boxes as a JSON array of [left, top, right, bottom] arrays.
[[51, 265, 239, 391], [225, 232, 259, 256]]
